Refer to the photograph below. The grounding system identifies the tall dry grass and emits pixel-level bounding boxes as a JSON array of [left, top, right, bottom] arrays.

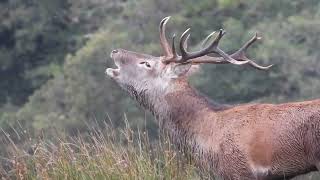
[[0, 118, 212, 180], [1, 118, 320, 180]]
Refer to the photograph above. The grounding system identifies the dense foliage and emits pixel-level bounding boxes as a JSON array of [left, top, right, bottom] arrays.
[[1, 0, 320, 179]]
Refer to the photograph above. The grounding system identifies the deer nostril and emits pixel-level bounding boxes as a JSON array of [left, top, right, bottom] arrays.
[[112, 49, 119, 54]]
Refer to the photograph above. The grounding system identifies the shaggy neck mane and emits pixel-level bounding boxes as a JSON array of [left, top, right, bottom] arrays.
[[124, 80, 231, 158]]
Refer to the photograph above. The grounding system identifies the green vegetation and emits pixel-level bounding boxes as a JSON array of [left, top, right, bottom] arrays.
[[1, 0, 320, 179]]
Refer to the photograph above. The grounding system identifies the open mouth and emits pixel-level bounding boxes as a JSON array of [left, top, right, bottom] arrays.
[[106, 59, 120, 78]]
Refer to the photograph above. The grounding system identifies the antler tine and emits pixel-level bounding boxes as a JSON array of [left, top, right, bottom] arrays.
[[179, 28, 191, 61], [159, 16, 172, 57], [161, 34, 179, 64], [201, 31, 216, 47], [231, 32, 260, 59], [247, 61, 273, 70], [171, 34, 178, 59], [205, 29, 249, 65], [231, 32, 273, 70], [183, 32, 190, 51]]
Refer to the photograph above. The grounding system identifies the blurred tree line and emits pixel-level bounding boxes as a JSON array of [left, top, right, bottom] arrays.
[[1, 0, 320, 149]]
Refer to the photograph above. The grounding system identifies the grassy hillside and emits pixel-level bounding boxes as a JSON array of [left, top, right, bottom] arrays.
[[2, 121, 320, 179], [2, 120, 206, 179]]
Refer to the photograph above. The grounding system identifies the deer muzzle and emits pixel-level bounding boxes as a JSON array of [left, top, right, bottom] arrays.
[[106, 49, 121, 78]]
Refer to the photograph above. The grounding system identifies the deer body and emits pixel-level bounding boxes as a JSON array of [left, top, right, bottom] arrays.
[[106, 17, 320, 179], [126, 78, 320, 179]]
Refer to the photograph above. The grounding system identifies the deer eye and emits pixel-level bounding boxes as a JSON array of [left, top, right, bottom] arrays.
[[140, 62, 151, 68]]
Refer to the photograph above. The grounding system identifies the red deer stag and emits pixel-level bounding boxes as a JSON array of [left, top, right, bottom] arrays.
[[106, 17, 320, 179]]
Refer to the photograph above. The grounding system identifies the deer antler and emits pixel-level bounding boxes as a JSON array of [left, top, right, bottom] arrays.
[[159, 17, 273, 70], [189, 33, 273, 70], [159, 16, 173, 57]]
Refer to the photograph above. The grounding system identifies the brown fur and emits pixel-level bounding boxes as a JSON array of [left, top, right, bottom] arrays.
[[164, 82, 320, 179], [106, 47, 320, 179]]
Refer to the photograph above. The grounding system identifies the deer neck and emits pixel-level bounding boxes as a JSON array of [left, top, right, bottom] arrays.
[[126, 79, 227, 145]]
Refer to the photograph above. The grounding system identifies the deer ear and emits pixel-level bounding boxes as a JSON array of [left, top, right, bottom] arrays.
[[169, 63, 192, 78]]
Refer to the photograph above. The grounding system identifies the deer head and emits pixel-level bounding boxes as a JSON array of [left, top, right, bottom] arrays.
[[106, 17, 272, 109]]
